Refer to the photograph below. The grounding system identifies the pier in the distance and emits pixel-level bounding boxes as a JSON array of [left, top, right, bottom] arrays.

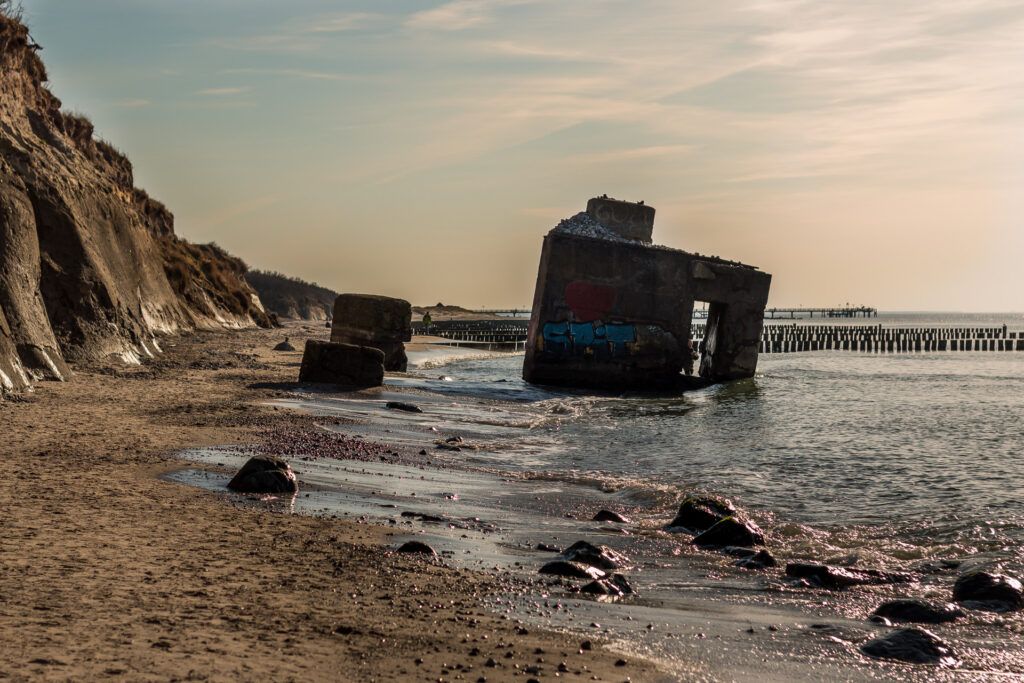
[[763, 306, 877, 319]]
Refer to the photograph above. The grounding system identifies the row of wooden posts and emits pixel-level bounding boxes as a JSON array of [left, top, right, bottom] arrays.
[[412, 321, 1024, 353]]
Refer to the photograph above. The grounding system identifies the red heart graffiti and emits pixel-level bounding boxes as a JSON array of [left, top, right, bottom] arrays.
[[565, 281, 616, 321]]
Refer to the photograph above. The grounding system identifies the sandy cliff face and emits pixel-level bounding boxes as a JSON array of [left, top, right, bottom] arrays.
[[0, 14, 268, 392]]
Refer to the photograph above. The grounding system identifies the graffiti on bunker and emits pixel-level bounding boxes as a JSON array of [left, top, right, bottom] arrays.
[[540, 321, 637, 359], [564, 281, 616, 321]]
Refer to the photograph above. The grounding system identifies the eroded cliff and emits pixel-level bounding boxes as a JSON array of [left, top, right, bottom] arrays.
[[0, 12, 269, 392], [246, 270, 338, 321]]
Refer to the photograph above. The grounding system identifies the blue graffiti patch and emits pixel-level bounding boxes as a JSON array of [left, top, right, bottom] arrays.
[[569, 322, 596, 347], [541, 321, 571, 354], [541, 321, 636, 359], [604, 323, 637, 355]]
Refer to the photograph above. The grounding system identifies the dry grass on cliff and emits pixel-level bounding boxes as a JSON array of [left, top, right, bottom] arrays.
[[0, 3, 47, 84], [162, 237, 272, 327], [246, 270, 337, 320], [0, 1, 23, 21]]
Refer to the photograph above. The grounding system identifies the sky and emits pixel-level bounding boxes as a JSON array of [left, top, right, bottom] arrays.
[[17, 0, 1024, 311]]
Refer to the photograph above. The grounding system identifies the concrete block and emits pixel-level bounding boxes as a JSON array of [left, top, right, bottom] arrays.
[[331, 294, 411, 371], [299, 340, 384, 387]]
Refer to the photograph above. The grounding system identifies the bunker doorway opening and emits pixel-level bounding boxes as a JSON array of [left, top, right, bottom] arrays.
[[693, 301, 727, 379]]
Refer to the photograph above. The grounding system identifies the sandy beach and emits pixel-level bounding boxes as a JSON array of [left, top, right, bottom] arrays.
[[0, 323, 661, 682]]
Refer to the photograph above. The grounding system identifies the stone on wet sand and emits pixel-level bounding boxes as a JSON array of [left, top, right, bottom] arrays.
[[592, 510, 630, 524], [580, 574, 633, 597], [385, 401, 423, 413], [396, 541, 437, 556], [668, 495, 737, 531], [692, 516, 765, 547], [538, 561, 606, 580], [952, 571, 1024, 611], [560, 541, 631, 570], [860, 628, 959, 667], [272, 339, 296, 351], [735, 549, 777, 570], [298, 340, 385, 388], [785, 563, 913, 589], [872, 599, 964, 624], [227, 455, 298, 494]]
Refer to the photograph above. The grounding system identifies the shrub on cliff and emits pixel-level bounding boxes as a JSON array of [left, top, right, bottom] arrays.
[[246, 270, 337, 321]]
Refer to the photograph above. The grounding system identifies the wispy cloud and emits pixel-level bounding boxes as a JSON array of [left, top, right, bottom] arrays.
[[302, 12, 382, 33], [211, 11, 388, 53], [357, 0, 1024, 192], [566, 144, 695, 165], [210, 34, 320, 53], [405, 0, 540, 31], [405, 1, 490, 31], [221, 67, 356, 82], [195, 86, 250, 96], [68, 0, 1024, 309]]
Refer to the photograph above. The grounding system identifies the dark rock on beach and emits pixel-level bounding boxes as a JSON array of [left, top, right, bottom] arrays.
[[561, 541, 631, 570], [872, 599, 964, 624], [860, 628, 959, 667], [668, 495, 737, 531], [735, 549, 777, 570], [385, 401, 423, 413], [273, 338, 296, 351], [580, 574, 633, 597], [227, 456, 298, 494], [914, 558, 963, 574], [538, 561, 606, 580], [592, 510, 630, 524], [952, 571, 1024, 611], [785, 563, 912, 589], [400, 511, 448, 523], [298, 340, 384, 388], [692, 517, 765, 547], [396, 541, 437, 556]]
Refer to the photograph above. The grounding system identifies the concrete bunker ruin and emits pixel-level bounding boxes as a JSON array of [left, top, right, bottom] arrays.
[[523, 196, 771, 390]]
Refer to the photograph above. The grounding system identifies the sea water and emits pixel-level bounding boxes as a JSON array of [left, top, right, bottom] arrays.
[[175, 312, 1024, 679], [386, 313, 1024, 569]]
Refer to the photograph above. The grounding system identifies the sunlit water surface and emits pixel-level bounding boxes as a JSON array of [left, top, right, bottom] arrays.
[[390, 313, 1024, 571], [175, 313, 1024, 679]]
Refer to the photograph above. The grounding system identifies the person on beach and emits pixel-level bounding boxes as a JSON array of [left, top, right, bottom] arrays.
[[423, 311, 433, 332]]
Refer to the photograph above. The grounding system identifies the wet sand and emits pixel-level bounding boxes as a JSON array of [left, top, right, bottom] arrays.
[[0, 323, 661, 682], [189, 398, 1013, 683], [186, 339, 1021, 682]]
